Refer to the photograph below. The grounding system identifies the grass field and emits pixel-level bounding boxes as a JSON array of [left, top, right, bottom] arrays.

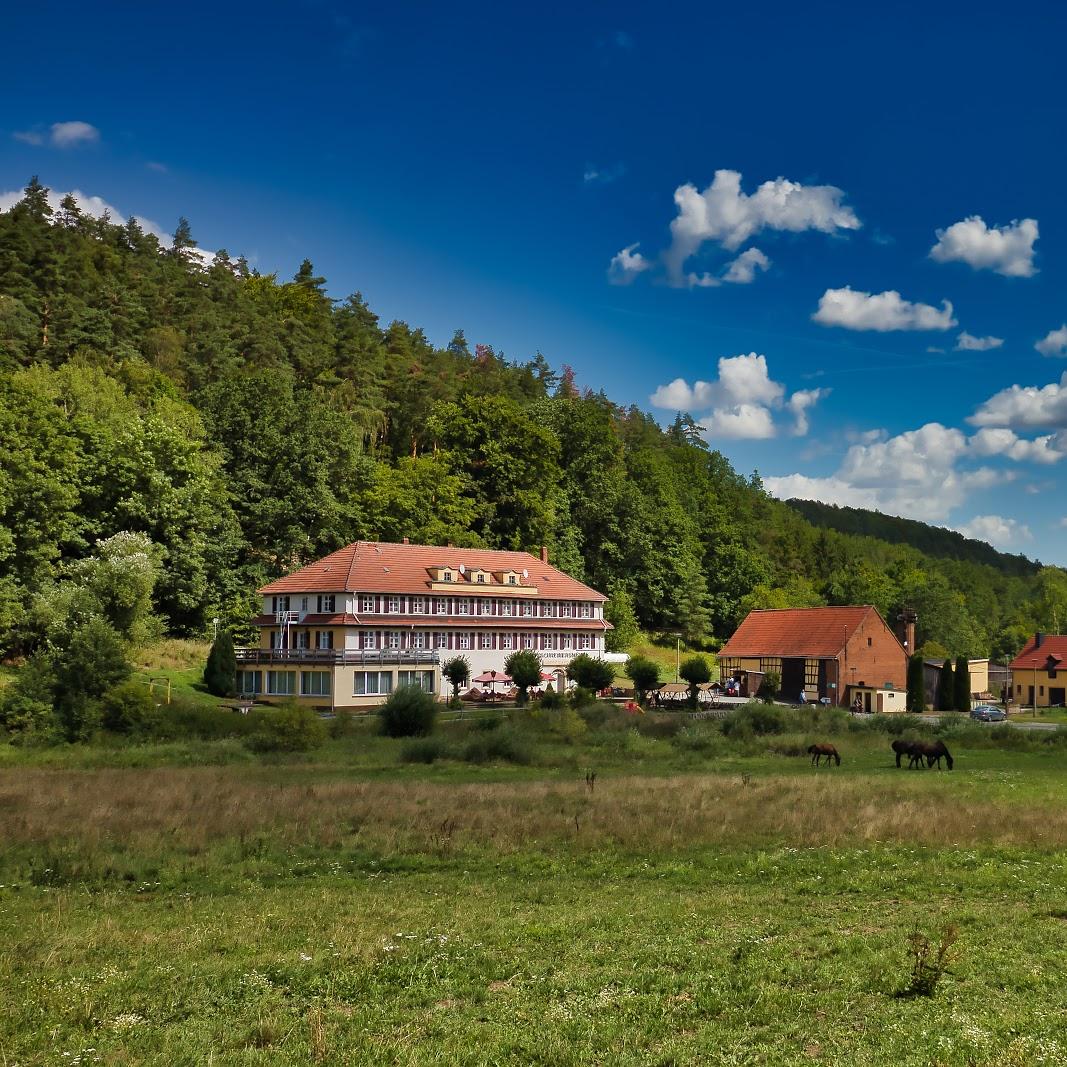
[[2, 712, 1067, 1065]]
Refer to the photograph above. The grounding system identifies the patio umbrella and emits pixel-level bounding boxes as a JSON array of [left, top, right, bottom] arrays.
[[472, 670, 511, 685]]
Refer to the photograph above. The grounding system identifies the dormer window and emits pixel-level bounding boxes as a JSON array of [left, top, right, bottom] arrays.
[[443, 571, 453, 582], [475, 572, 487, 584]]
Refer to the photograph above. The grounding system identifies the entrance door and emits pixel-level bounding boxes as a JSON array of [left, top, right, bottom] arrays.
[[1050, 687, 1065, 706], [781, 658, 805, 701], [1028, 685, 1035, 706], [864, 691, 872, 713]]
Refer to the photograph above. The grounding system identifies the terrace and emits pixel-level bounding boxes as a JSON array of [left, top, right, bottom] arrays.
[[235, 648, 440, 667]]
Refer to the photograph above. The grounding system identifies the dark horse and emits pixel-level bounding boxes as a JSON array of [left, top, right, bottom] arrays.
[[808, 743, 841, 766], [916, 740, 954, 770], [892, 739, 924, 768]]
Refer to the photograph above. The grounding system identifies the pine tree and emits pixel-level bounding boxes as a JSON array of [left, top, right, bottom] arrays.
[[204, 629, 237, 697], [938, 658, 955, 711]]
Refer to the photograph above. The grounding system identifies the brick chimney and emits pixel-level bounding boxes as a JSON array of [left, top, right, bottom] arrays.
[[540, 545, 549, 563], [402, 537, 409, 545], [1036, 632, 1045, 649]]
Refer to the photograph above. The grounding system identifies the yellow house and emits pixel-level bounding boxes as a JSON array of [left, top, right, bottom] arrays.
[[1010, 634, 1067, 708]]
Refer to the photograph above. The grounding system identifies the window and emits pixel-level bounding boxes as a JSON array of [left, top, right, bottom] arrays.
[[435, 632, 449, 649], [294, 631, 310, 650], [267, 670, 296, 695], [457, 600, 470, 615], [542, 603, 556, 618], [501, 634, 513, 650], [522, 602, 533, 616], [317, 594, 335, 613], [523, 633, 534, 649], [388, 597, 400, 614], [435, 597, 447, 614], [316, 630, 334, 650], [476, 573, 487, 584], [578, 634, 591, 650], [387, 631, 400, 649], [1040, 686, 1045, 696], [411, 631, 426, 650], [580, 603, 591, 618], [480, 633, 493, 649], [301, 671, 331, 696], [410, 596, 426, 614], [362, 631, 376, 649], [237, 670, 262, 695], [867, 637, 872, 647], [805, 660, 819, 687], [300, 596, 309, 613], [354, 671, 393, 696], [561, 634, 573, 650], [269, 631, 281, 649], [271, 596, 290, 613], [507, 574, 517, 585], [560, 603, 572, 618], [459, 633, 471, 650], [398, 670, 435, 692], [542, 633, 556, 650], [501, 602, 513, 617], [443, 571, 453, 582], [479, 598, 491, 615], [360, 595, 375, 613]]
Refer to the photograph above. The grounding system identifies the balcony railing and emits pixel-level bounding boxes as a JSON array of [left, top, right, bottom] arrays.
[[236, 648, 440, 667]]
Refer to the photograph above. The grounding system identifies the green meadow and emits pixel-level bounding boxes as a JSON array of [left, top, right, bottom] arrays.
[[3, 711, 1067, 1066]]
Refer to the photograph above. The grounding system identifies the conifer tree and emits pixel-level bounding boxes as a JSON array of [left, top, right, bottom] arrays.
[[938, 658, 955, 711], [954, 654, 971, 713], [204, 629, 237, 697]]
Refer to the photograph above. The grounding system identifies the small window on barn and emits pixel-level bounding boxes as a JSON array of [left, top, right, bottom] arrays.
[[867, 638, 872, 647]]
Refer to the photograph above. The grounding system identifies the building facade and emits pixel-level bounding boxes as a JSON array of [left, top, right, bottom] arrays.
[[717, 606, 908, 710], [237, 540, 612, 708], [1010, 633, 1067, 708]]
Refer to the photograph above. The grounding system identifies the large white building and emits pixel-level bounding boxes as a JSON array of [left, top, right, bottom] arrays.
[[237, 539, 613, 708]]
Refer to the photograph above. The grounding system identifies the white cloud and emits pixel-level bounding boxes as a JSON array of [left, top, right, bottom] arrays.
[[812, 287, 956, 332], [14, 120, 100, 148], [969, 427, 1064, 464], [650, 353, 826, 441], [956, 514, 1032, 547], [970, 372, 1067, 430], [584, 162, 625, 185], [955, 331, 1003, 352], [787, 388, 830, 436], [929, 215, 1038, 278], [663, 168, 859, 283], [722, 247, 771, 284], [607, 242, 651, 285], [1035, 325, 1067, 357], [765, 422, 1006, 522]]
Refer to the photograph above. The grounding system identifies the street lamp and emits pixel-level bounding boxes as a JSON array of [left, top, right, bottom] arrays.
[[672, 633, 682, 682]]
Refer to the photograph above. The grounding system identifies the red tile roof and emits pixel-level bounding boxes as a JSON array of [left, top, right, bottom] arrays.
[[1010, 635, 1067, 670], [257, 541, 607, 601], [718, 606, 881, 658]]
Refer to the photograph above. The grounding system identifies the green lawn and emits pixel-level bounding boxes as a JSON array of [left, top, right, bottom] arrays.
[[3, 716, 1067, 1064]]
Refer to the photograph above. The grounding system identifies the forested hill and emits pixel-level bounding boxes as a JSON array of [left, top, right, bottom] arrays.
[[785, 500, 1040, 579], [0, 177, 1063, 663]]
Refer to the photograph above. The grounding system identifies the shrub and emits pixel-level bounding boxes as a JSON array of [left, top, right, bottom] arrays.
[[327, 711, 356, 739], [671, 725, 726, 757], [54, 618, 130, 741], [245, 702, 327, 753], [101, 680, 159, 735], [379, 684, 438, 738], [540, 689, 565, 710], [460, 728, 533, 765], [568, 686, 596, 709], [147, 697, 261, 742], [755, 670, 780, 704], [550, 707, 589, 744], [722, 703, 787, 736], [204, 630, 237, 697], [625, 656, 661, 705], [0, 653, 57, 737], [401, 736, 452, 764]]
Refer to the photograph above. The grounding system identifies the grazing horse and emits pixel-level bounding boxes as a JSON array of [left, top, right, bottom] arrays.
[[808, 743, 841, 766], [917, 740, 954, 770], [891, 739, 924, 768]]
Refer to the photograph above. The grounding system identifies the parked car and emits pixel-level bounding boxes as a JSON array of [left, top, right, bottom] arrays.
[[971, 704, 1007, 722]]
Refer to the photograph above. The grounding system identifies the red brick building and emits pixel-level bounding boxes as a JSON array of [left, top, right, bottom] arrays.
[[717, 606, 908, 710]]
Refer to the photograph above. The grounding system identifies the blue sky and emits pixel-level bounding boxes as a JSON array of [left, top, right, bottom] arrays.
[[4, 1, 1067, 562]]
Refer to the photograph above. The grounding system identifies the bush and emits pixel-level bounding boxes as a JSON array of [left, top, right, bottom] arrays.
[[540, 689, 565, 710], [755, 670, 780, 704], [568, 686, 596, 709], [460, 728, 533, 765], [147, 697, 262, 742], [550, 707, 589, 744], [566, 653, 615, 693], [245, 702, 327, 753], [0, 654, 57, 737], [672, 725, 727, 757], [379, 685, 438, 738], [722, 703, 787, 736], [327, 711, 356, 739], [204, 630, 237, 697], [401, 736, 452, 764], [101, 680, 159, 735]]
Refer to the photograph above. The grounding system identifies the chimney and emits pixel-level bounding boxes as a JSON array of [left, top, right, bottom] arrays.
[[402, 537, 409, 545], [1036, 632, 1045, 649], [540, 545, 549, 564]]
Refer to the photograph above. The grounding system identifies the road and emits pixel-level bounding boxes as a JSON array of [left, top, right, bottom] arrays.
[[919, 714, 1060, 732]]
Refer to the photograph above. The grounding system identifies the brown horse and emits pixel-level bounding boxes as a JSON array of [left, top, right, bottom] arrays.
[[808, 743, 841, 766], [891, 739, 924, 768], [915, 740, 954, 770]]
